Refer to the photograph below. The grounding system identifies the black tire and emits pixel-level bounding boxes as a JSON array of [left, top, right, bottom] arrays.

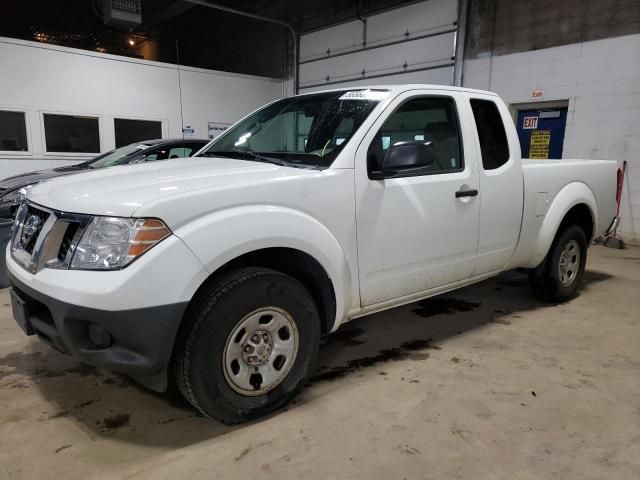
[[174, 267, 321, 424], [529, 224, 588, 302]]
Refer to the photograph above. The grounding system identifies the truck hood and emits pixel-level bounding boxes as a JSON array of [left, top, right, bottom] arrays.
[[27, 157, 311, 217]]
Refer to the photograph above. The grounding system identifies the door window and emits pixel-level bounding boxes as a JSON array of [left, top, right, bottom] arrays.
[[367, 96, 463, 177], [470, 99, 510, 170]]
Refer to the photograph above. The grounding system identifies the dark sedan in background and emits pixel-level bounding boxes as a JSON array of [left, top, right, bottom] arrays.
[[0, 138, 209, 219]]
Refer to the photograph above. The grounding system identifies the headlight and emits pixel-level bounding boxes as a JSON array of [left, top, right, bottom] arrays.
[[70, 217, 171, 270]]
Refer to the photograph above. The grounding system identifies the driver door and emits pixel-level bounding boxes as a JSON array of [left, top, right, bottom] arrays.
[[355, 91, 480, 307]]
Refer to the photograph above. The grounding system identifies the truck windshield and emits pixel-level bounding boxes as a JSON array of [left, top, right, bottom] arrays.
[[200, 89, 388, 168]]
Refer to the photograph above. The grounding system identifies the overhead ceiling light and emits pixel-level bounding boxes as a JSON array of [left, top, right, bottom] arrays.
[[128, 38, 135, 46]]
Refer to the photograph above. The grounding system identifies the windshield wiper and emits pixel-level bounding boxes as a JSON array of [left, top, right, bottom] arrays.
[[201, 150, 290, 167]]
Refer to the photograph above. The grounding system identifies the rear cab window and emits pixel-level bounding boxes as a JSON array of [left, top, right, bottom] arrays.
[[470, 99, 510, 170]]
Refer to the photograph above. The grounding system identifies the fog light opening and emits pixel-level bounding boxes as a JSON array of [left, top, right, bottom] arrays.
[[88, 324, 113, 348]]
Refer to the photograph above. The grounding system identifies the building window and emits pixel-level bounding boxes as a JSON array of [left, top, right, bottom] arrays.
[[114, 118, 162, 147], [43, 113, 100, 153], [0, 110, 28, 152]]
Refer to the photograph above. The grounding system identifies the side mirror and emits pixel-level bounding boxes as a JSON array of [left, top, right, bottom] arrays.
[[372, 141, 436, 179]]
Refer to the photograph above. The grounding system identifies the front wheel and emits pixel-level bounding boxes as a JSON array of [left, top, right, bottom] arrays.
[[174, 267, 321, 424], [529, 224, 588, 302]]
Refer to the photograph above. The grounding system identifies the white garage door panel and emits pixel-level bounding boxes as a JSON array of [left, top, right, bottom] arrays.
[[301, 21, 362, 61], [299, 32, 455, 90], [299, 0, 458, 92], [299, 66, 454, 93], [300, 0, 457, 62], [365, 0, 457, 46]]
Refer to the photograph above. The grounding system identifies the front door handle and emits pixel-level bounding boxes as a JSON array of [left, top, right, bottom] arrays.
[[455, 188, 479, 198]]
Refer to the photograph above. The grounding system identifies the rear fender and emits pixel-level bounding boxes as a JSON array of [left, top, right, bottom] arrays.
[[529, 182, 597, 268]]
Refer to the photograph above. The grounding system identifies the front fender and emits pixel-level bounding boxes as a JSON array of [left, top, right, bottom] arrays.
[[529, 182, 597, 267], [173, 205, 352, 329]]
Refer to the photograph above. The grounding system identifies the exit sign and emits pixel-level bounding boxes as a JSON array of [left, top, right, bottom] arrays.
[[531, 89, 544, 99], [523, 116, 538, 129]]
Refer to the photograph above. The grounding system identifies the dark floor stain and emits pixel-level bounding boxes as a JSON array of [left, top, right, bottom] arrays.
[[450, 357, 461, 363], [72, 399, 99, 410], [311, 337, 436, 383], [412, 298, 481, 318], [100, 375, 132, 388], [10, 382, 29, 390], [406, 353, 430, 361], [0, 350, 100, 382], [378, 371, 387, 375], [0, 351, 43, 381], [582, 271, 613, 284], [100, 413, 130, 431], [397, 444, 420, 455], [46, 410, 69, 420], [531, 391, 537, 397], [497, 278, 528, 287], [157, 417, 180, 425], [322, 327, 367, 347], [490, 318, 512, 325], [54, 444, 72, 454], [400, 339, 441, 350], [410, 379, 420, 383], [235, 446, 252, 462]]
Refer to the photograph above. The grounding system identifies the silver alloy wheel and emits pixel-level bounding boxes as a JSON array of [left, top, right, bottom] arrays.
[[223, 307, 299, 396], [558, 239, 581, 287]]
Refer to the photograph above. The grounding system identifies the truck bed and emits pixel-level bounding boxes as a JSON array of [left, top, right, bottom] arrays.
[[509, 159, 619, 268]]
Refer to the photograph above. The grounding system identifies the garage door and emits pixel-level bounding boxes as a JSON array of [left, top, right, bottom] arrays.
[[299, 0, 459, 93]]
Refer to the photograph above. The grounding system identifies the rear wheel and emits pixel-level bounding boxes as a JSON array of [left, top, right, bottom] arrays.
[[174, 267, 320, 424], [529, 224, 588, 302]]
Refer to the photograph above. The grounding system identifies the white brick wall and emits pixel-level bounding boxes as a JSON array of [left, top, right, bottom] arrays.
[[464, 34, 640, 243]]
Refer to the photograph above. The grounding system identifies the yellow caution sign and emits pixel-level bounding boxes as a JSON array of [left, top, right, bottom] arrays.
[[529, 129, 551, 159]]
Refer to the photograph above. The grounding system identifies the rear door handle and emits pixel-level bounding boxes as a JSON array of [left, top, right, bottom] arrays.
[[455, 188, 479, 198]]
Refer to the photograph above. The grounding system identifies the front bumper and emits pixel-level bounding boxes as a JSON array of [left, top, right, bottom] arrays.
[[9, 270, 187, 391]]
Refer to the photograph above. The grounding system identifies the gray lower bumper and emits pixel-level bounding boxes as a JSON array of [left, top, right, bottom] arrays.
[[8, 270, 188, 391]]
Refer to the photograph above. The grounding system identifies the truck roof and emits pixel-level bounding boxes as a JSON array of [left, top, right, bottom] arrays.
[[296, 84, 499, 97]]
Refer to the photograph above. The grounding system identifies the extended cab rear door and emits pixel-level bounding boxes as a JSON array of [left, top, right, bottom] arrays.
[[354, 89, 481, 307], [466, 94, 524, 275]]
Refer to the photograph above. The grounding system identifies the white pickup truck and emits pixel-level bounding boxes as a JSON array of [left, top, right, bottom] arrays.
[[6, 85, 620, 423]]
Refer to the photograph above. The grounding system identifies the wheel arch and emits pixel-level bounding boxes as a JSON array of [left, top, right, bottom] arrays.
[[184, 247, 338, 336], [529, 182, 597, 268]]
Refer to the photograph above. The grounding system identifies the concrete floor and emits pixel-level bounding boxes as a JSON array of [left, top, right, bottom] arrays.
[[1, 245, 639, 480]]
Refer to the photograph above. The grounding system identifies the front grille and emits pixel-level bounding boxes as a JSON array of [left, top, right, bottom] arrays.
[[23, 205, 50, 254], [11, 202, 92, 273], [58, 222, 79, 261]]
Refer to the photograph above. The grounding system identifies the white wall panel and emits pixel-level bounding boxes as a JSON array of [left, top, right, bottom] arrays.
[[0, 37, 282, 177], [299, 0, 458, 92], [463, 34, 640, 242]]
